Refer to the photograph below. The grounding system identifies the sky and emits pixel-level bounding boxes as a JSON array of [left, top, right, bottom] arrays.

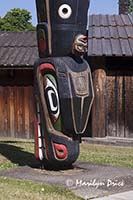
[[0, 0, 118, 25]]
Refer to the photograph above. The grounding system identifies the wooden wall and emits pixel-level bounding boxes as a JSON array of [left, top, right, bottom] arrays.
[[0, 69, 35, 138], [91, 57, 133, 138], [106, 70, 133, 138]]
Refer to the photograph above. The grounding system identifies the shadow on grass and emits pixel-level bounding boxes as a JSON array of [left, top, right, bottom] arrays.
[[0, 140, 34, 144], [0, 143, 39, 168], [0, 143, 74, 171]]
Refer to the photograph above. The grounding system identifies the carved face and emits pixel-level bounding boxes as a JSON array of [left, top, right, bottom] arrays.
[[36, 0, 90, 24], [36, 0, 90, 56], [49, 0, 90, 25]]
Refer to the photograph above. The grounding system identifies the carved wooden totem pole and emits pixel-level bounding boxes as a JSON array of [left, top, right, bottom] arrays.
[[34, 0, 94, 168]]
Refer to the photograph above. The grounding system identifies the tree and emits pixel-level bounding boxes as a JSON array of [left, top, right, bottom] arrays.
[[0, 8, 35, 31], [128, 0, 133, 14]]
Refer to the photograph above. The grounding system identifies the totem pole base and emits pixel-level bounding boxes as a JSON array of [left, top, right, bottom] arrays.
[[34, 56, 94, 169]]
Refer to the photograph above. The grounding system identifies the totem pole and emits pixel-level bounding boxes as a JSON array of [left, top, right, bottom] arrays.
[[34, 0, 94, 168]]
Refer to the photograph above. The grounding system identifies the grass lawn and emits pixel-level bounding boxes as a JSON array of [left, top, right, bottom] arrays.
[[79, 142, 133, 168], [0, 137, 132, 170], [0, 137, 133, 199], [0, 176, 83, 200]]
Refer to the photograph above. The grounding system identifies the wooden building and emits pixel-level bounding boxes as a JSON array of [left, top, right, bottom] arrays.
[[0, 14, 133, 139], [0, 31, 38, 138], [88, 14, 133, 138]]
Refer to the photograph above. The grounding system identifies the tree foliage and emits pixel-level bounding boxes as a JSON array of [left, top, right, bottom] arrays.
[[0, 8, 35, 31], [129, 0, 133, 14]]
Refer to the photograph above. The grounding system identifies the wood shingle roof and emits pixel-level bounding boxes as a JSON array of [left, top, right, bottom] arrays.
[[0, 14, 133, 67], [0, 31, 38, 67], [88, 14, 133, 56]]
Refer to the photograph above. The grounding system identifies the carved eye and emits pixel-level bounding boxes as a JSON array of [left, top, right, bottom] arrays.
[[45, 77, 60, 122], [58, 4, 72, 19]]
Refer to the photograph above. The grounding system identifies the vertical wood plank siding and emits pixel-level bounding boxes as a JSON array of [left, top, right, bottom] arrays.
[[92, 68, 133, 138], [125, 73, 133, 138], [0, 86, 35, 138], [106, 72, 116, 137]]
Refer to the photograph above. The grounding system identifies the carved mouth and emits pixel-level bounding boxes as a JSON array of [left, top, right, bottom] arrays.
[[53, 143, 68, 160]]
